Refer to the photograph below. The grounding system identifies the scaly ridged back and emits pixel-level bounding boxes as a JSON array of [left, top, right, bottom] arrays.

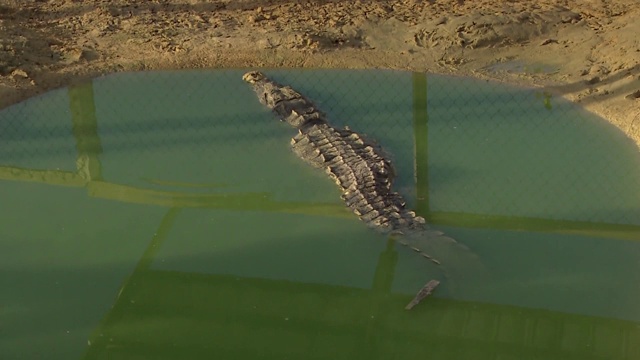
[[243, 71, 459, 265]]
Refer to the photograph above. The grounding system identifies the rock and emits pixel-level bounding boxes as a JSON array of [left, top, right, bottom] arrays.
[[81, 49, 99, 61], [586, 76, 600, 85], [10, 68, 28, 79], [625, 90, 640, 100], [256, 38, 273, 49]]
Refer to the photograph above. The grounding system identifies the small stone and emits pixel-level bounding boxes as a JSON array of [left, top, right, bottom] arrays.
[[10, 68, 28, 78], [625, 90, 640, 100], [435, 17, 447, 25], [81, 49, 99, 61], [586, 76, 600, 85]]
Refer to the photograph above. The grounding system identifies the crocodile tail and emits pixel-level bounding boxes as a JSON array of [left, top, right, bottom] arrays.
[[399, 230, 489, 293], [393, 233, 443, 265]]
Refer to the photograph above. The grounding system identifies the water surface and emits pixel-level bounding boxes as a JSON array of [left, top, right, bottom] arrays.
[[1, 69, 639, 360]]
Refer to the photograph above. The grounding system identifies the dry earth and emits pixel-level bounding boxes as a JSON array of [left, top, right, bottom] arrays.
[[1, 0, 639, 147]]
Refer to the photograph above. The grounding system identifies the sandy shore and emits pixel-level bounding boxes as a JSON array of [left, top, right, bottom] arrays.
[[1, 0, 638, 147]]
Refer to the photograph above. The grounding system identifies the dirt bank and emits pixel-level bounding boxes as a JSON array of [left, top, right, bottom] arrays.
[[1, 0, 638, 147]]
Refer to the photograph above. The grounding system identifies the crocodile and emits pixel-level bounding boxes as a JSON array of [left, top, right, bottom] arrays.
[[242, 70, 471, 269]]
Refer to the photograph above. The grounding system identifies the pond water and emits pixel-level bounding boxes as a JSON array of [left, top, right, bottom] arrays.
[[1, 69, 639, 360]]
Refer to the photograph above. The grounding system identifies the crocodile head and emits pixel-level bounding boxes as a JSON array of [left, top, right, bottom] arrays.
[[242, 71, 266, 84], [243, 70, 325, 129]]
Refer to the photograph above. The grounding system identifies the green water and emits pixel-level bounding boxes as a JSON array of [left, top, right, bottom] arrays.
[[1, 69, 640, 360]]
